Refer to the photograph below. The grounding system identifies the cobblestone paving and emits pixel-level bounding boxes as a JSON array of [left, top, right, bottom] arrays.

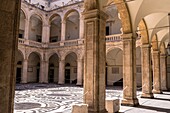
[[14, 84, 142, 113]]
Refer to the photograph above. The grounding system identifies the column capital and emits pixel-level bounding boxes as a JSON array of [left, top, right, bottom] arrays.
[[61, 20, 66, 24], [23, 58, 28, 61], [160, 54, 167, 58], [83, 9, 108, 21], [43, 24, 50, 27], [152, 50, 160, 54], [141, 44, 151, 48], [77, 58, 83, 62], [121, 33, 136, 40], [59, 59, 65, 62]]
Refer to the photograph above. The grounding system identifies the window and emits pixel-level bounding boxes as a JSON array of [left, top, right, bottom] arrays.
[[50, 36, 58, 42], [106, 26, 110, 36], [36, 35, 42, 42], [19, 34, 23, 38]]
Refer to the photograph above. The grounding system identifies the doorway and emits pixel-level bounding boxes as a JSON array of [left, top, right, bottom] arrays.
[[16, 68, 22, 83]]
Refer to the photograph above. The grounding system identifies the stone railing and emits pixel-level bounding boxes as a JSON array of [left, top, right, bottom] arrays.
[[48, 42, 60, 48], [64, 40, 79, 46], [18, 38, 25, 44], [106, 34, 122, 42], [18, 38, 84, 48], [29, 40, 42, 48]]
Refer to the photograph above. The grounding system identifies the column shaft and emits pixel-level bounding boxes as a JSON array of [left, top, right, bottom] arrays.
[[121, 34, 139, 106], [141, 45, 153, 98], [152, 51, 162, 94], [83, 9, 108, 112], [61, 21, 66, 41], [21, 59, 28, 83], [42, 25, 50, 43], [160, 54, 168, 90], [58, 60, 65, 84], [24, 19, 29, 40], [79, 17, 84, 39], [77, 59, 83, 85], [40, 61, 49, 83]]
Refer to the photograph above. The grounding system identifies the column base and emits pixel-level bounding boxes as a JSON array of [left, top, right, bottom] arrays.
[[76, 83, 83, 86], [141, 93, 154, 99], [88, 109, 108, 113], [121, 98, 139, 107], [161, 87, 168, 91], [152, 89, 162, 94], [58, 82, 64, 85], [21, 81, 27, 84]]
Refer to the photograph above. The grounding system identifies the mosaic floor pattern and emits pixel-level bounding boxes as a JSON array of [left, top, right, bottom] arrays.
[[14, 84, 141, 113]]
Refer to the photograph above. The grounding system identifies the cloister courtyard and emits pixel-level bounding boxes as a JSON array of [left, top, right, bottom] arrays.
[[14, 84, 170, 113]]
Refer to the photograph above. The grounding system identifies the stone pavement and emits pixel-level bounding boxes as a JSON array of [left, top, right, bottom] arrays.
[[14, 84, 170, 113]]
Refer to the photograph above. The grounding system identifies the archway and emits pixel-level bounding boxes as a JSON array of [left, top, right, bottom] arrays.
[[16, 50, 24, 83], [48, 54, 59, 83], [19, 10, 26, 38], [29, 14, 42, 42], [167, 54, 170, 89], [50, 14, 61, 42], [65, 10, 80, 40], [106, 48, 123, 86], [65, 52, 77, 84], [105, 5, 122, 36], [28, 52, 41, 83]]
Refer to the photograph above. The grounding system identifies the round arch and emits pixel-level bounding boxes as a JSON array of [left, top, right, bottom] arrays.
[[64, 51, 78, 60], [63, 9, 80, 21], [138, 19, 149, 44], [49, 13, 62, 24], [28, 51, 42, 61], [106, 46, 123, 55], [48, 51, 61, 61], [17, 49, 24, 60], [151, 34, 159, 51], [111, 0, 132, 33]]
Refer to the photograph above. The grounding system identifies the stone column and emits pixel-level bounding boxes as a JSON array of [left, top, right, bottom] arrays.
[[83, 9, 108, 113], [42, 24, 50, 43], [21, 59, 28, 83], [40, 60, 49, 83], [61, 21, 66, 41], [79, 16, 84, 39], [77, 59, 83, 85], [24, 19, 29, 40], [0, 0, 21, 113], [160, 54, 168, 90], [121, 33, 139, 106], [152, 50, 162, 94], [58, 60, 65, 84], [141, 44, 154, 98]]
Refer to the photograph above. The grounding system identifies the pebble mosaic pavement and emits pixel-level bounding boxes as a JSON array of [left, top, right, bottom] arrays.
[[14, 84, 142, 113]]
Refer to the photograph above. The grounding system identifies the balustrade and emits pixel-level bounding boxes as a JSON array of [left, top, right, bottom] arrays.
[[106, 34, 122, 42]]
